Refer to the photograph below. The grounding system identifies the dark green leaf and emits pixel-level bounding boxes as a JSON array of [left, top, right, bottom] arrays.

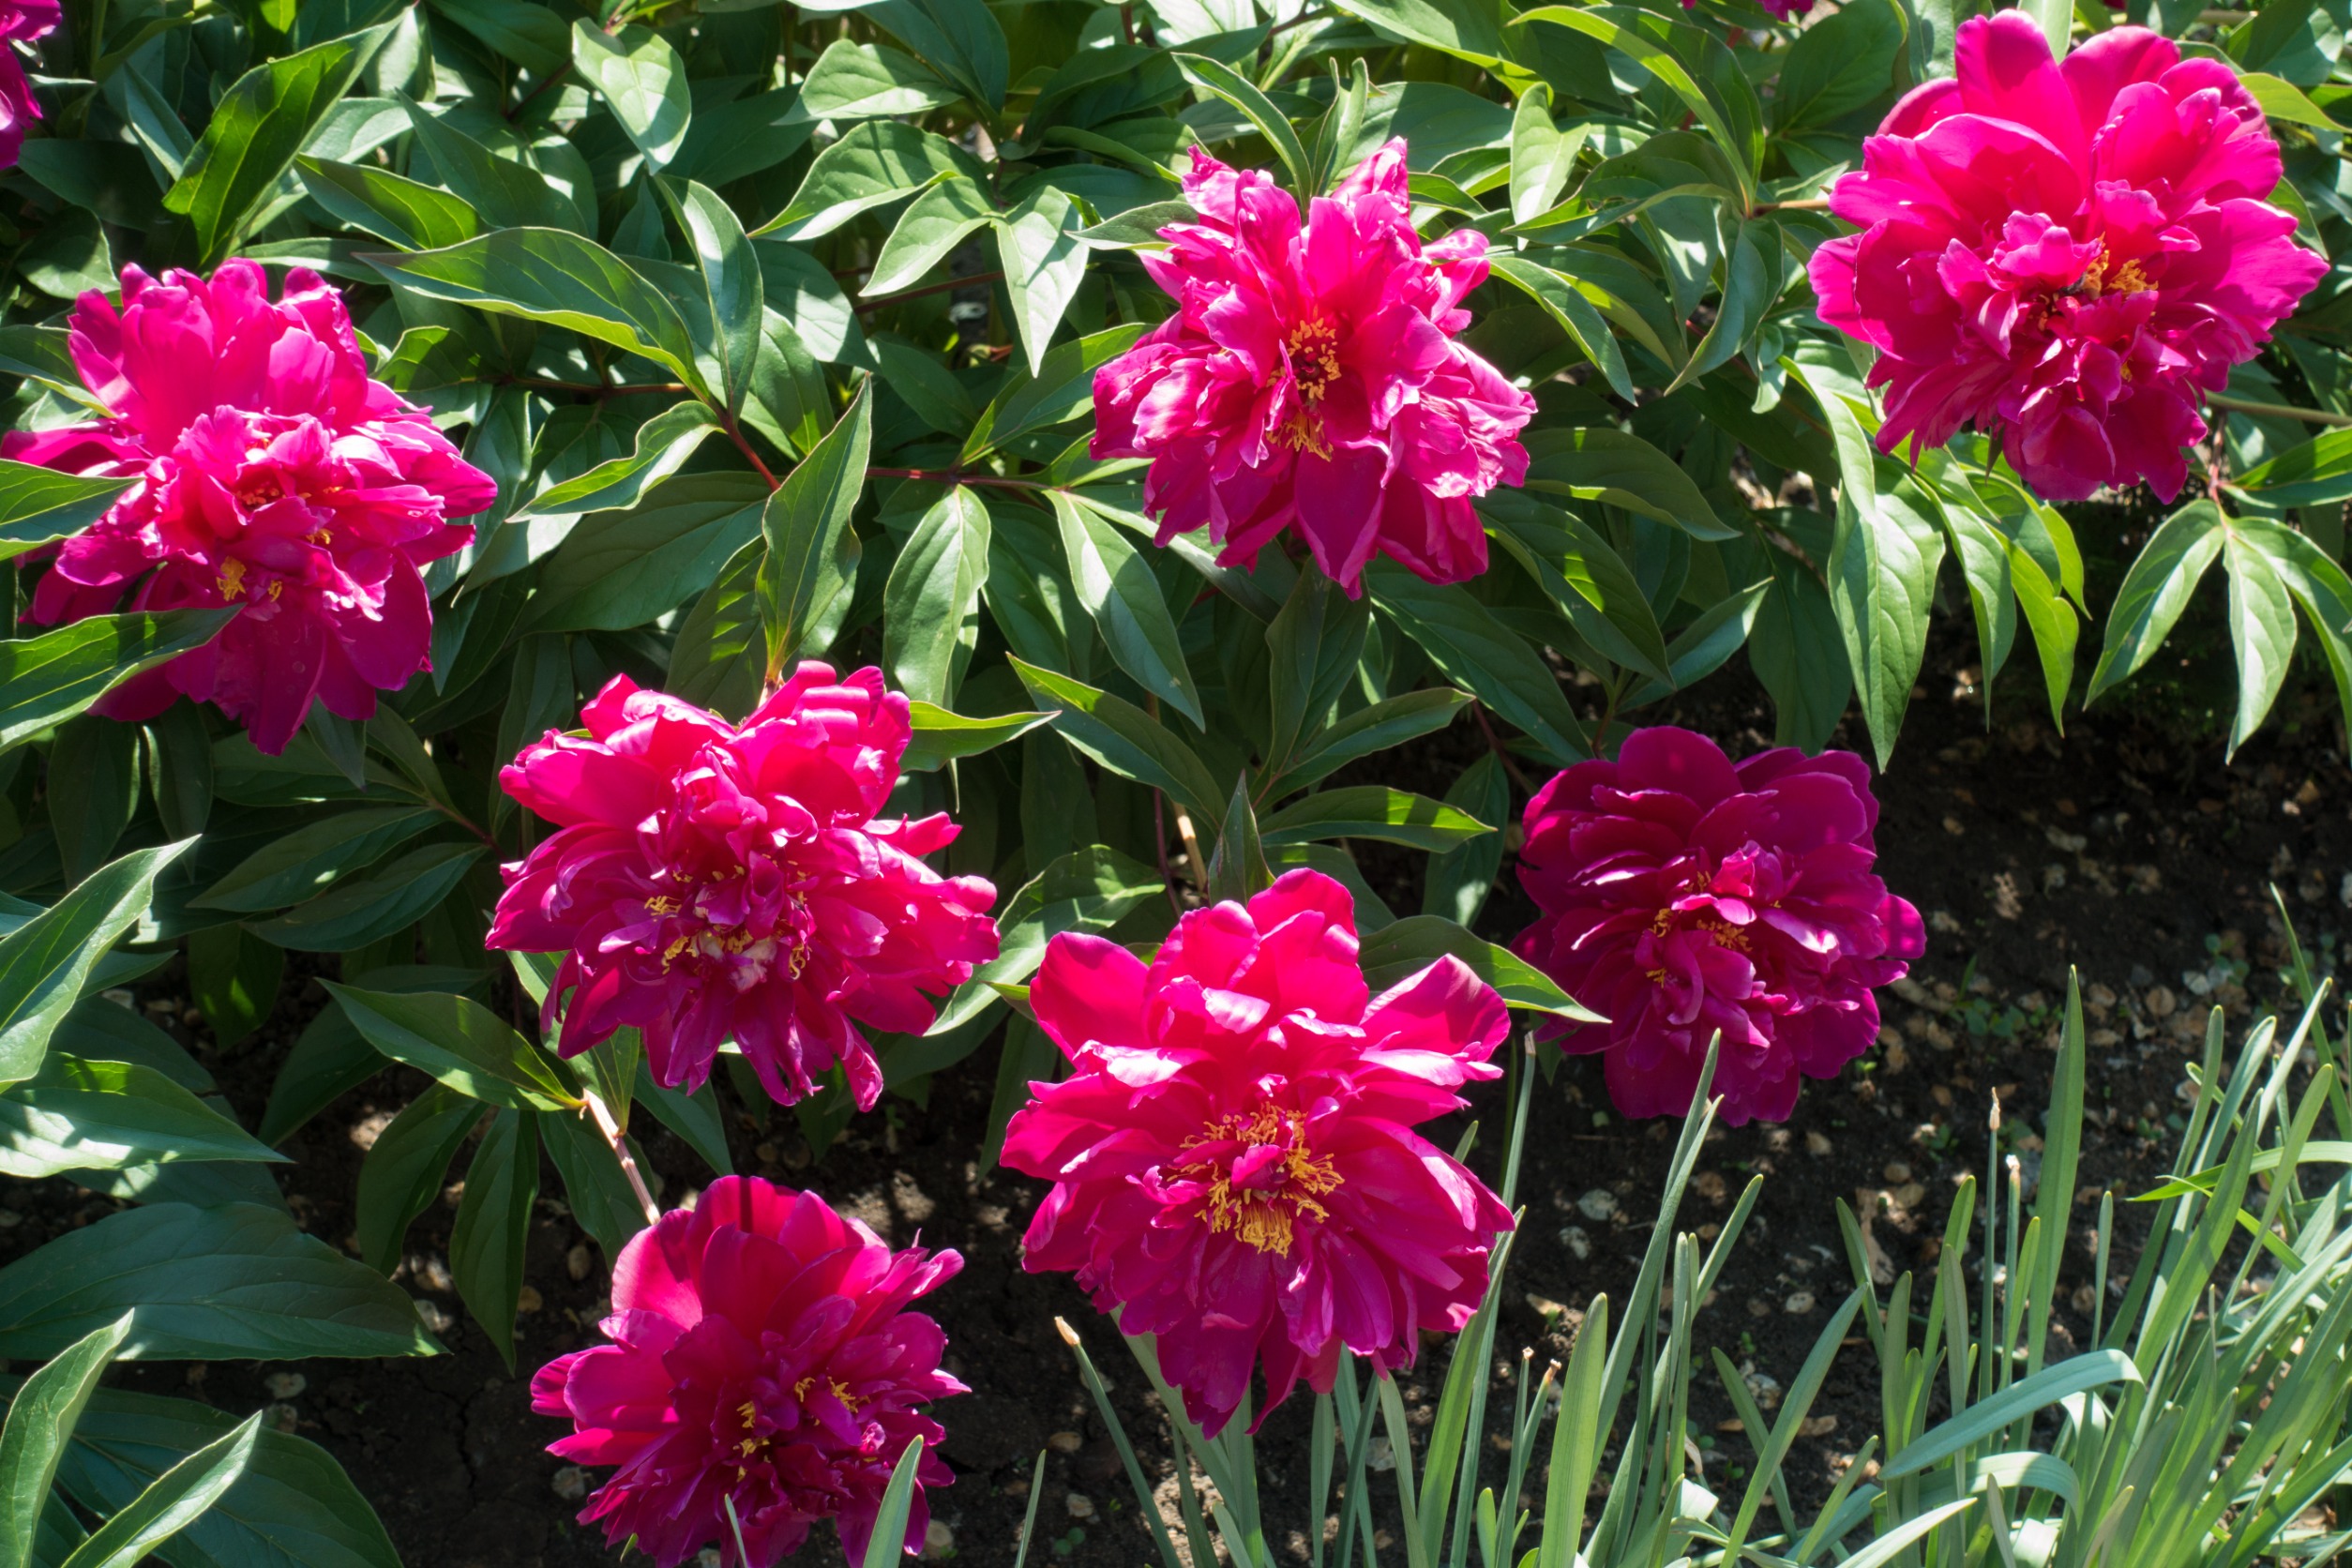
[[183, 926, 281, 1051], [0, 1316, 133, 1568], [525, 473, 769, 636], [242, 843, 483, 954], [194, 808, 441, 913], [1008, 657, 1224, 822], [0, 843, 190, 1092], [53, 1413, 258, 1568], [1358, 915, 1603, 1019], [0, 465, 135, 566], [321, 984, 574, 1112], [931, 845, 1165, 1034], [353, 1085, 480, 1274], [450, 1109, 537, 1371], [0, 613, 237, 751], [1259, 786, 1493, 850], [1364, 565, 1587, 767]]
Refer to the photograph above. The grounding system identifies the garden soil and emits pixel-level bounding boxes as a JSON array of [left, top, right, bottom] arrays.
[[7, 626, 2343, 1567]]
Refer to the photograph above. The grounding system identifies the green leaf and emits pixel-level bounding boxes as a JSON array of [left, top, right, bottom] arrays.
[[1484, 492, 1670, 682], [53, 1388, 401, 1568], [0, 612, 237, 751], [523, 473, 769, 635], [1772, 0, 1903, 129], [53, 1413, 258, 1568], [900, 703, 1053, 773], [365, 229, 708, 399], [930, 845, 1165, 1034], [2086, 499, 2227, 703], [659, 178, 763, 415], [758, 122, 983, 241], [1263, 566, 1371, 782], [571, 21, 692, 171], [996, 188, 1086, 377], [1008, 657, 1224, 822], [1051, 492, 1204, 726], [1882, 1351, 2141, 1478], [0, 843, 190, 1092], [241, 843, 484, 954], [1510, 84, 1580, 225], [1274, 688, 1470, 796], [2221, 520, 2298, 755], [858, 1439, 928, 1568], [1205, 776, 1273, 903], [321, 984, 575, 1113], [1623, 577, 1770, 703], [194, 808, 441, 913], [865, 177, 996, 297], [505, 401, 723, 535], [0, 1203, 438, 1362], [1357, 916, 1603, 1019], [0, 328, 105, 414], [450, 1108, 537, 1372], [1173, 53, 1313, 192], [162, 24, 394, 265], [969, 324, 1147, 460], [633, 1064, 734, 1175], [0, 465, 135, 565], [540, 1109, 649, 1266], [294, 158, 479, 251], [868, 0, 1009, 112], [1364, 565, 1587, 767], [1517, 7, 1754, 204], [1488, 259, 1635, 405], [182, 926, 281, 1051], [427, 0, 570, 72], [1260, 786, 1493, 850], [798, 39, 960, 120], [2231, 427, 2352, 507], [1521, 427, 1734, 540], [2239, 68, 2349, 128], [353, 1084, 481, 1274], [0, 1316, 132, 1568], [0, 1056, 280, 1180], [668, 538, 767, 718], [884, 488, 993, 706], [759, 384, 871, 680], [1423, 754, 1511, 927], [396, 100, 576, 232], [46, 718, 138, 891], [258, 966, 485, 1148]]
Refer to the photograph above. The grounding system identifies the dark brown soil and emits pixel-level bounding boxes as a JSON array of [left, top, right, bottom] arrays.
[[8, 616, 2344, 1568]]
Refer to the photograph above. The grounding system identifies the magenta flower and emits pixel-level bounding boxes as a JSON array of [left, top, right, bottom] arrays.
[[532, 1176, 965, 1567], [13, 262, 494, 754], [0, 1, 54, 169], [1000, 869, 1514, 1436], [489, 666, 1000, 1111], [1808, 13, 2326, 502], [1513, 729, 1925, 1127], [1090, 139, 1536, 596]]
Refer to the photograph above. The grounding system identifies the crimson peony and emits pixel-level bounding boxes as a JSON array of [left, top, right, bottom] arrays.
[[0, 2, 54, 169], [1808, 12, 2326, 502], [1514, 729, 1924, 1127], [1001, 869, 1514, 1436], [14, 262, 495, 754], [1090, 140, 1536, 595], [489, 666, 1000, 1110], [532, 1176, 965, 1566]]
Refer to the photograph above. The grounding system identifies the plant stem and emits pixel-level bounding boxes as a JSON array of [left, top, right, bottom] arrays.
[[724, 414, 780, 490], [499, 375, 687, 397], [853, 269, 1008, 313], [1750, 197, 1829, 213], [584, 1089, 662, 1229], [2207, 391, 2352, 428], [1471, 702, 1536, 795]]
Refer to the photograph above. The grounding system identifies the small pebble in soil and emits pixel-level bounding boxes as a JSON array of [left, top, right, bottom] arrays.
[[1048, 1431, 1082, 1454], [1804, 1132, 1832, 1156], [1367, 1438, 1395, 1473], [517, 1285, 543, 1315], [565, 1244, 593, 1281], [1799, 1415, 1839, 1438], [551, 1466, 588, 1501], [2145, 986, 2178, 1019], [264, 1404, 298, 1433], [1064, 1493, 1096, 1521], [1741, 1365, 1782, 1410], [1882, 1161, 1911, 1183], [412, 1255, 455, 1294], [264, 1372, 306, 1400], [1558, 1226, 1591, 1260], [1576, 1189, 1618, 1222], [414, 1298, 454, 1334], [922, 1519, 955, 1560], [1784, 1290, 1817, 1315]]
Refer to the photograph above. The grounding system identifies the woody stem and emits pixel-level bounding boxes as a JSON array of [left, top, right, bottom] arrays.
[[584, 1089, 663, 1229]]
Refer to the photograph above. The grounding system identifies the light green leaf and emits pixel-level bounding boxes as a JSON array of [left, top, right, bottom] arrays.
[[0, 1315, 133, 1568], [758, 122, 983, 241], [758, 384, 871, 679], [900, 704, 1053, 773], [571, 21, 692, 171], [0, 612, 236, 752], [2086, 499, 2227, 702], [54, 1413, 259, 1568], [798, 39, 961, 119], [1259, 786, 1493, 850], [321, 984, 575, 1113], [885, 488, 993, 707], [0, 843, 190, 1092], [930, 845, 1165, 1034], [865, 177, 996, 297], [1358, 916, 1604, 1019], [2221, 521, 2299, 755], [0, 1054, 283, 1179], [1008, 657, 1224, 822], [0, 465, 135, 565], [659, 177, 763, 415], [1051, 491, 1204, 726]]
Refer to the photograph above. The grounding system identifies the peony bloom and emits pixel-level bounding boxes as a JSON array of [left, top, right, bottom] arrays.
[[1514, 729, 1924, 1127], [1000, 869, 1514, 1436], [1091, 139, 1536, 596], [14, 261, 494, 754], [532, 1176, 965, 1566], [0, 2, 54, 169], [490, 666, 999, 1111], [1808, 13, 2327, 503]]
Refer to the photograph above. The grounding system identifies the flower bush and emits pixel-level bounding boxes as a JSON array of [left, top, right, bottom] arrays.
[[0, 0, 2347, 1564]]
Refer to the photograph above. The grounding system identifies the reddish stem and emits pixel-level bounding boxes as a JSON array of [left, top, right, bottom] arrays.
[[854, 270, 1007, 314], [1472, 701, 1537, 796], [724, 415, 780, 490]]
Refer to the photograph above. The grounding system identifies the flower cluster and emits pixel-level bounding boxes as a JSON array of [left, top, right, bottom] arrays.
[[1001, 869, 1514, 1435], [489, 665, 1000, 1110], [13, 262, 494, 754], [1091, 140, 1536, 595], [1809, 13, 2326, 501], [533, 1177, 964, 1566], [0, 1, 54, 170], [1513, 729, 1924, 1127]]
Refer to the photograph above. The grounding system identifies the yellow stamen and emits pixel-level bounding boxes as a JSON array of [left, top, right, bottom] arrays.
[[1174, 1105, 1343, 1257], [217, 558, 248, 600]]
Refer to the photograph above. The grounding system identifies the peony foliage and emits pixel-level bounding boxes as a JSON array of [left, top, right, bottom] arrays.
[[0, 0, 2348, 1562]]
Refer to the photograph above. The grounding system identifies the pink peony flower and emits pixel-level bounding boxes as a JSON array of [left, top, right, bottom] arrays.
[[1090, 139, 1536, 596], [14, 261, 494, 754], [0, 2, 55, 169], [1808, 13, 2327, 503], [1513, 729, 1925, 1127], [489, 666, 1000, 1111], [532, 1176, 966, 1567], [1000, 869, 1514, 1436]]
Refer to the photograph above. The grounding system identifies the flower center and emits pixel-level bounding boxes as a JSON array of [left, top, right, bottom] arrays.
[[2071, 246, 2155, 300], [212, 556, 282, 604], [1173, 1104, 1342, 1256], [651, 883, 812, 988], [1274, 319, 1341, 459]]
